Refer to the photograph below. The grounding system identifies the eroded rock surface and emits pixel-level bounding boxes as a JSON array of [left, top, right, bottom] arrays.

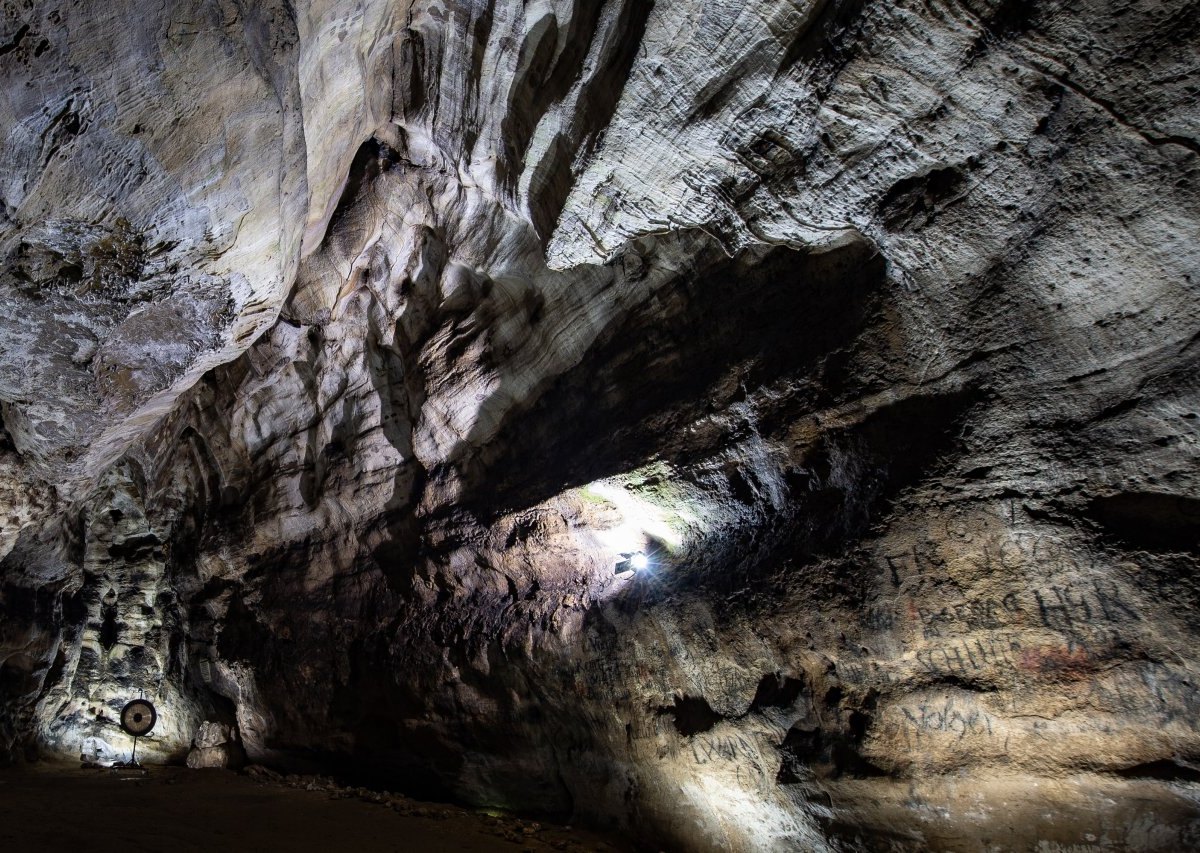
[[2, 1, 1199, 850]]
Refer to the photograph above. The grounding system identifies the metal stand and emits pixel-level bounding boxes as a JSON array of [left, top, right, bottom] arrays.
[[109, 724, 147, 776], [112, 692, 155, 776]]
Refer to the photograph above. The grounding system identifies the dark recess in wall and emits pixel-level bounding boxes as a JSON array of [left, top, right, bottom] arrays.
[[466, 237, 887, 518], [1088, 492, 1200, 552], [661, 695, 722, 736]]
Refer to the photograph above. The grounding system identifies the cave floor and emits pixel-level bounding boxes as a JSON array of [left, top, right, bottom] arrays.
[[2, 764, 1198, 852], [0, 762, 632, 853], [822, 774, 1200, 851]]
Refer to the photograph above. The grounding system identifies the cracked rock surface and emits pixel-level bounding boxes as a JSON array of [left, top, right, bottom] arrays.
[[2, 1, 1199, 850]]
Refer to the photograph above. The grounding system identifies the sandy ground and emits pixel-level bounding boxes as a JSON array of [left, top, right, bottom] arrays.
[[0, 762, 635, 853]]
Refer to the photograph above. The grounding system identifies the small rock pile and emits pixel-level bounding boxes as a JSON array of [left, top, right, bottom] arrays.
[[185, 722, 245, 770]]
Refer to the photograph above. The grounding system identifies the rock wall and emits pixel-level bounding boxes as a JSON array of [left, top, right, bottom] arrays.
[[2, 1, 1199, 850]]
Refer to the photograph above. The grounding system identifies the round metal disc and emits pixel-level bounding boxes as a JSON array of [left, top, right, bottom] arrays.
[[120, 699, 157, 737]]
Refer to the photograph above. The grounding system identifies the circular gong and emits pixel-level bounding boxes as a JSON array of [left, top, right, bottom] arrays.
[[120, 699, 157, 737]]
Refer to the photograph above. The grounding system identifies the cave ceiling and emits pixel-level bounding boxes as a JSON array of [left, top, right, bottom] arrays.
[[1, 0, 1199, 849]]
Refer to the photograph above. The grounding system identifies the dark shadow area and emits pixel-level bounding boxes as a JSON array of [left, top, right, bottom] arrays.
[[0, 404, 12, 453], [321, 138, 401, 253], [98, 597, 119, 651], [878, 165, 966, 231], [750, 672, 805, 711], [787, 387, 982, 557], [1088, 492, 1200, 552], [1113, 759, 1200, 783], [659, 695, 722, 736], [777, 0, 871, 80], [502, 0, 654, 223], [447, 234, 980, 605], [462, 238, 887, 519], [0, 764, 633, 852], [0, 576, 63, 762], [622, 382, 979, 605], [776, 712, 884, 782]]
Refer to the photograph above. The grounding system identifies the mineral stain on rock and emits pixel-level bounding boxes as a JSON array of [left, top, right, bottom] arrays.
[[1, 0, 1199, 851]]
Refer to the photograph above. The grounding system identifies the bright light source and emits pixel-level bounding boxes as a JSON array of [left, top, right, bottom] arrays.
[[630, 552, 649, 570], [585, 482, 686, 552]]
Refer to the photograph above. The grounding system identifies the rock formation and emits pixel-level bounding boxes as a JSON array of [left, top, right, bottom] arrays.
[[2, 0, 1198, 849]]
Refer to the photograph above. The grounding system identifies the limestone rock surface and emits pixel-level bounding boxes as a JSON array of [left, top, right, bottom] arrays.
[[186, 720, 243, 769], [2, 1, 1199, 851]]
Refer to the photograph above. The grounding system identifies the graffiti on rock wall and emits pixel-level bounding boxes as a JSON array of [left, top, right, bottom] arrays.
[[895, 697, 995, 743]]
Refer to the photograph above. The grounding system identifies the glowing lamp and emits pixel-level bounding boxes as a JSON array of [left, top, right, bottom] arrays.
[[630, 552, 649, 570]]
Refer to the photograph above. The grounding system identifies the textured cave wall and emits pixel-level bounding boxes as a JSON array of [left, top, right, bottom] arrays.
[[2, 0, 1200, 850]]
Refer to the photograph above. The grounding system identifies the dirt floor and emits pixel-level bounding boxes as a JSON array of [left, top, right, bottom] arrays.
[[6, 762, 1196, 852], [0, 762, 635, 853], [823, 773, 1200, 852]]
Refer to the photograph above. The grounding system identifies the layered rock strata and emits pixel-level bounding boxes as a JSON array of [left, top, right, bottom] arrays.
[[2, 1, 1199, 850]]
